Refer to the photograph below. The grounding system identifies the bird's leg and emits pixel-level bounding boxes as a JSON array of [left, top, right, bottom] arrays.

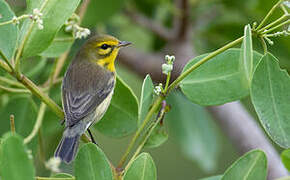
[[87, 128, 98, 145]]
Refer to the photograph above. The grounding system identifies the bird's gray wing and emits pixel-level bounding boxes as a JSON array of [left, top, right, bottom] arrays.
[[62, 60, 115, 127]]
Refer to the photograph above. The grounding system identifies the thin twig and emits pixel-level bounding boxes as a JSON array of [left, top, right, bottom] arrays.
[[261, 19, 290, 35], [18, 75, 64, 118], [10, 115, 15, 133], [259, 37, 268, 54], [0, 76, 25, 88], [167, 36, 244, 92], [24, 102, 46, 144], [0, 84, 31, 94], [0, 14, 30, 26], [0, 50, 14, 72], [174, 0, 190, 39], [78, 0, 90, 21], [280, 4, 289, 15], [258, 15, 287, 33], [256, 0, 284, 30], [118, 96, 164, 168], [124, 101, 167, 171], [14, 0, 50, 73]]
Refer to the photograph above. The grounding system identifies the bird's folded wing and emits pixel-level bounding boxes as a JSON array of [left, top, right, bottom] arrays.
[[62, 80, 114, 127]]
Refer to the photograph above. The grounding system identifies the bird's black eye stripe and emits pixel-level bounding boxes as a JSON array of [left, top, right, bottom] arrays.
[[100, 44, 110, 50]]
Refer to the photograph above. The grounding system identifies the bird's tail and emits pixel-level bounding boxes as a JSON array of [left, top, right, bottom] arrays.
[[54, 129, 81, 163]]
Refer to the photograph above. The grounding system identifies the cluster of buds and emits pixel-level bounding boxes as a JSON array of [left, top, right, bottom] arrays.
[[265, 28, 290, 45], [269, 30, 290, 37], [45, 157, 61, 173], [30, 8, 43, 30], [65, 14, 90, 39], [154, 83, 163, 95], [162, 55, 175, 75]]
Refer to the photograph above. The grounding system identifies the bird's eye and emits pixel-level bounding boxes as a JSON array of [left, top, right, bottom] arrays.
[[100, 44, 110, 50]]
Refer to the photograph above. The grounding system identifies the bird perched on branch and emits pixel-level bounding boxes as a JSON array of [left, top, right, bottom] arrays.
[[55, 34, 131, 163]]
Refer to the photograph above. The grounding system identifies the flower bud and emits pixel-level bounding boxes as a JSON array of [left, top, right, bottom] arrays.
[[162, 63, 173, 75]]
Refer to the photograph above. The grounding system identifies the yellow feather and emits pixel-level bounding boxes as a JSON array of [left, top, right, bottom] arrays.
[[96, 47, 119, 72]]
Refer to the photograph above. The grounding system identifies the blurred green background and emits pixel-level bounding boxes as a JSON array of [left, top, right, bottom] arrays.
[[1, 0, 289, 179]]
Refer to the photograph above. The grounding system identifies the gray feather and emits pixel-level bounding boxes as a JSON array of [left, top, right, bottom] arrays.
[[62, 58, 115, 127]]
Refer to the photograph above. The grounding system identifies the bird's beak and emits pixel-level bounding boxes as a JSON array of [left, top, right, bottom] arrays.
[[118, 41, 132, 48]]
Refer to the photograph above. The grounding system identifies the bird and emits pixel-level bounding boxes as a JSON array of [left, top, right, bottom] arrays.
[[54, 34, 131, 163]]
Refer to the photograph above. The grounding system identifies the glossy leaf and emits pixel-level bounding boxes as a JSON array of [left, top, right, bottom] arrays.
[[21, 0, 80, 58], [144, 124, 168, 148], [0, 0, 18, 60], [200, 175, 222, 180], [240, 24, 253, 85], [180, 48, 262, 105], [281, 149, 290, 171], [40, 26, 74, 57], [251, 53, 290, 148], [138, 75, 154, 125], [96, 76, 138, 137], [0, 133, 35, 180], [167, 92, 220, 172], [82, 0, 123, 27], [74, 143, 113, 180], [123, 153, 157, 180], [221, 150, 267, 180]]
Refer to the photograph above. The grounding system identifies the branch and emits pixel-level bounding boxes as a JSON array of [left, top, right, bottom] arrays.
[[207, 102, 289, 179], [0, 84, 31, 94], [0, 60, 64, 118], [77, 0, 90, 21], [173, 0, 191, 39], [123, 9, 173, 41]]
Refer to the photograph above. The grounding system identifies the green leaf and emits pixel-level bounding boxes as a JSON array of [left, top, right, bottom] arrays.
[[281, 149, 290, 171], [144, 124, 168, 148], [139, 74, 154, 125], [74, 143, 113, 180], [123, 153, 157, 180], [0, 0, 18, 60], [180, 48, 262, 105], [240, 24, 253, 85], [221, 149, 267, 180], [40, 26, 74, 57], [139, 75, 168, 148], [0, 133, 35, 180], [96, 76, 138, 137], [167, 92, 220, 172], [0, 97, 37, 137], [82, 0, 124, 27], [51, 173, 74, 178], [21, 0, 81, 58], [199, 175, 222, 180], [251, 53, 290, 148]]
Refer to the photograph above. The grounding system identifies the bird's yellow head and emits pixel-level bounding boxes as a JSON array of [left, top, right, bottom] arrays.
[[80, 34, 131, 72]]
